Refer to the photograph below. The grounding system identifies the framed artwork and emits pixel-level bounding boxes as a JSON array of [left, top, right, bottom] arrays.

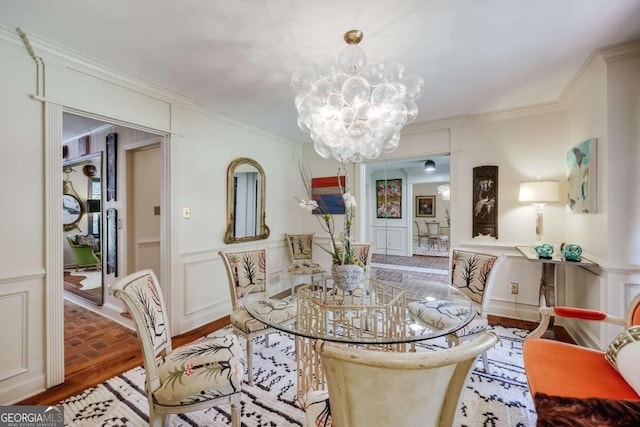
[[106, 208, 117, 275], [78, 135, 89, 155], [311, 176, 346, 215], [376, 179, 402, 219], [567, 138, 597, 213], [416, 195, 436, 217], [472, 165, 498, 238], [106, 132, 117, 201]]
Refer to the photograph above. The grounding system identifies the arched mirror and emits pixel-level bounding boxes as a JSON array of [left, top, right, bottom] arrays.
[[224, 157, 270, 244], [63, 152, 104, 305]]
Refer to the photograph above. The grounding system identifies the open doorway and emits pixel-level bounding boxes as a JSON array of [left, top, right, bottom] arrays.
[[362, 155, 451, 284], [61, 112, 162, 377]]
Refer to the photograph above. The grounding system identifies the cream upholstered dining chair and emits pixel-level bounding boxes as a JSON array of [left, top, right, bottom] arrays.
[[425, 221, 441, 249], [350, 242, 372, 274], [285, 233, 316, 266], [110, 269, 244, 427], [407, 249, 506, 371], [414, 221, 429, 247], [305, 331, 499, 427], [219, 247, 296, 385]]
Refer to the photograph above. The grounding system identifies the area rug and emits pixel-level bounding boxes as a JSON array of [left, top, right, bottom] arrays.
[[61, 325, 537, 426], [413, 244, 449, 257], [69, 271, 101, 290]]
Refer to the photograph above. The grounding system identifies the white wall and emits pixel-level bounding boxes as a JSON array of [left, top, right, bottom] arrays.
[[0, 38, 46, 404], [412, 181, 450, 225]]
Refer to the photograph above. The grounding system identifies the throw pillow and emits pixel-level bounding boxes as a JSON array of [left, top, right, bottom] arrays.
[[605, 325, 640, 396]]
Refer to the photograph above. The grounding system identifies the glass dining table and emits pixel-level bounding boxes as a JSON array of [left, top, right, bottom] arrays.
[[244, 276, 475, 405]]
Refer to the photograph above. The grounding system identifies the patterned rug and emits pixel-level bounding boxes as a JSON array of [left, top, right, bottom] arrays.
[[61, 325, 537, 426]]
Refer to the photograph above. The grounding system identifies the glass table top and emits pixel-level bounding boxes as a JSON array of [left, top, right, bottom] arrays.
[[244, 276, 474, 345]]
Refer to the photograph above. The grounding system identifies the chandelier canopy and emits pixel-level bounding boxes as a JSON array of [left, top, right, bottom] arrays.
[[292, 30, 424, 163]]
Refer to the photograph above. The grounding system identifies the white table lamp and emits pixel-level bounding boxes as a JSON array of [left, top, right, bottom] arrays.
[[519, 180, 560, 241]]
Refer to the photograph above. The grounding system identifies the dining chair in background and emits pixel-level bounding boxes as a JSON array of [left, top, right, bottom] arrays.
[[414, 221, 429, 247], [219, 248, 297, 385], [425, 221, 441, 249], [110, 269, 244, 427], [304, 331, 500, 427], [285, 233, 316, 266]]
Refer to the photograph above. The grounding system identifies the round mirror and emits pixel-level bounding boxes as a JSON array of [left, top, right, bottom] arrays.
[[63, 193, 84, 231]]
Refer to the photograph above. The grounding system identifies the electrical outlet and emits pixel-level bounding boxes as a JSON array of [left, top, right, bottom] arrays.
[[183, 207, 191, 219], [510, 282, 519, 294]]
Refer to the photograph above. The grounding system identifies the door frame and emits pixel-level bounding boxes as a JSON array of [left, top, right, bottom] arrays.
[[45, 105, 171, 387]]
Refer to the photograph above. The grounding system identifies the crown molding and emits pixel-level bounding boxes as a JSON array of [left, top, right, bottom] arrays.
[[598, 38, 640, 63], [402, 115, 471, 134], [473, 101, 564, 122], [1, 26, 298, 145]]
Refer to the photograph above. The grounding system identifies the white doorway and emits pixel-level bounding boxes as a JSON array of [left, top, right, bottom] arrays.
[[362, 155, 451, 259], [126, 143, 162, 283]]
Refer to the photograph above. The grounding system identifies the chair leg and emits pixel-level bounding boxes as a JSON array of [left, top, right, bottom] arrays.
[[148, 411, 166, 427], [481, 351, 490, 373], [230, 395, 240, 427], [265, 332, 270, 347], [246, 336, 254, 385]]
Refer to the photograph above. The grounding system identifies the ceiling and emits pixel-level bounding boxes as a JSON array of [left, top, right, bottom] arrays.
[[2, 1, 640, 144]]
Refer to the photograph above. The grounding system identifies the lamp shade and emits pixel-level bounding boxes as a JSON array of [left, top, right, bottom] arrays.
[[424, 160, 436, 172], [518, 181, 559, 203]]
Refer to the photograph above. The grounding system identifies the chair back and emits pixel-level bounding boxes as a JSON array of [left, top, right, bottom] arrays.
[[414, 221, 427, 235], [285, 233, 314, 263], [317, 332, 499, 427], [350, 242, 372, 268], [426, 221, 440, 237], [627, 292, 640, 326], [110, 269, 171, 395], [450, 250, 505, 316], [219, 248, 268, 310]]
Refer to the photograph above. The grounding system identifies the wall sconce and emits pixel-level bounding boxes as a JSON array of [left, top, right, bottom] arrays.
[[519, 180, 559, 242], [424, 160, 436, 172]]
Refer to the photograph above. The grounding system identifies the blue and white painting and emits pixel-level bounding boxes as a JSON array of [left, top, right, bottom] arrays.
[[566, 138, 597, 213]]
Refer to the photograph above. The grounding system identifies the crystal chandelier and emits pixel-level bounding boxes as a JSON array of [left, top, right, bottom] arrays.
[[437, 184, 450, 201], [292, 30, 424, 163]]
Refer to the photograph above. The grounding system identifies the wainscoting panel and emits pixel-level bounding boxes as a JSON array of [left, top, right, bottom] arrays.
[[0, 292, 27, 381], [136, 239, 161, 282], [0, 271, 46, 404], [177, 243, 291, 335], [373, 226, 407, 256]]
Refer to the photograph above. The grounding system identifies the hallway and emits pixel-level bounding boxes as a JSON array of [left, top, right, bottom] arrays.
[[370, 253, 449, 285]]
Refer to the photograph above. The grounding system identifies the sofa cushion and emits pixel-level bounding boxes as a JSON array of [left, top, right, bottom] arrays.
[[523, 338, 639, 401], [76, 234, 99, 252], [606, 325, 640, 396]]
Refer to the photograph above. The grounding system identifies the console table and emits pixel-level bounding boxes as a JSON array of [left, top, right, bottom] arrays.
[[516, 245, 598, 328]]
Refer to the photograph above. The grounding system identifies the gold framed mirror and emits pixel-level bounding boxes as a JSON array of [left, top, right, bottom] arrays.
[[224, 157, 270, 244]]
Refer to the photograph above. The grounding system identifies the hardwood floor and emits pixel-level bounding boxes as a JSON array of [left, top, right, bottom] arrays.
[[19, 294, 573, 406], [18, 300, 230, 406]]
